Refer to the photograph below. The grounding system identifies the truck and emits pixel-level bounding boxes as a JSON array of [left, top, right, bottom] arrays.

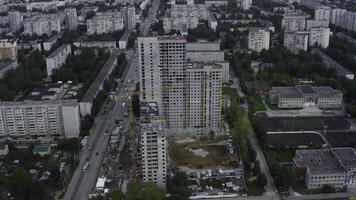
[[82, 161, 90, 172]]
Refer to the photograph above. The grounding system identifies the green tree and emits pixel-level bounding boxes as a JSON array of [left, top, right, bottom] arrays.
[[320, 184, 336, 193], [167, 171, 191, 200], [57, 138, 80, 153], [256, 173, 267, 188], [126, 181, 165, 200]]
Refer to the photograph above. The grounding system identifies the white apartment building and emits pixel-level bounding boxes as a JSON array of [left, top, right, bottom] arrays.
[[162, 16, 199, 33], [86, 12, 124, 35], [0, 39, 17, 60], [8, 11, 21, 33], [140, 122, 167, 187], [138, 36, 223, 135], [66, 8, 78, 31], [284, 31, 308, 54], [46, 44, 71, 77], [306, 19, 329, 31], [248, 29, 270, 52], [0, 100, 80, 138], [309, 27, 330, 48], [282, 15, 306, 32], [242, 0, 252, 10], [314, 6, 330, 22], [186, 63, 223, 134], [330, 8, 347, 28], [23, 14, 60, 36], [126, 6, 136, 30]]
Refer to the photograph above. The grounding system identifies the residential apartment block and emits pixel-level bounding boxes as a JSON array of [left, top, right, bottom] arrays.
[[269, 85, 343, 109], [314, 5, 330, 22], [138, 36, 223, 135], [0, 39, 17, 61], [23, 14, 60, 36], [8, 11, 21, 33], [0, 100, 80, 138], [281, 15, 306, 32], [46, 44, 71, 77], [248, 29, 270, 52], [86, 12, 124, 35], [309, 27, 330, 48], [140, 122, 167, 187], [284, 31, 308, 54], [66, 8, 78, 31], [294, 148, 356, 190]]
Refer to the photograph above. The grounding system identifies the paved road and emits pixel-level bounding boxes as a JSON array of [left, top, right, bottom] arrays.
[[230, 72, 281, 200]]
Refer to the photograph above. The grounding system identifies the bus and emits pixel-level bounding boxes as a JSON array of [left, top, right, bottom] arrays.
[[82, 161, 90, 172]]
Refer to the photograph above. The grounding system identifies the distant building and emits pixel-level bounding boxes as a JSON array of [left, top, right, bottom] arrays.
[[314, 5, 330, 22], [8, 11, 21, 33], [23, 14, 60, 36], [242, 0, 252, 10], [305, 19, 329, 31], [0, 100, 80, 138], [281, 15, 306, 32], [248, 29, 270, 52], [141, 122, 167, 187], [309, 27, 330, 48], [43, 33, 62, 51], [294, 148, 356, 190], [0, 60, 18, 79], [0, 39, 17, 60], [86, 12, 124, 35], [269, 85, 343, 109], [66, 8, 78, 31], [284, 31, 308, 54], [126, 6, 136, 30], [46, 44, 71, 77]]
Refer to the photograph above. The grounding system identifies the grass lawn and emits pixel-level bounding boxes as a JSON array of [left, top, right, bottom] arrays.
[[264, 148, 294, 166], [223, 86, 239, 103], [248, 95, 266, 112]]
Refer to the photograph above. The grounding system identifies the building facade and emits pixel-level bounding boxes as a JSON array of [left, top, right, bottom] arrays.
[[284, 31, 308, 54], [248, 29, 270, 52], [8, 11, 21, 33], [314, 6, 330, 22], [140, 122, 167, 187], [46, 44, 71, 77], [0, 100, 80, 138], [86, 12, 124, 35], [282, 15, 306, 32], [0, 39, 17, 60], [23, 14, 60, 36], [126, 6, 136, 30], [66, 8, 78, 31], [269, 85, 343, 109], [309, 27, 330, 48]]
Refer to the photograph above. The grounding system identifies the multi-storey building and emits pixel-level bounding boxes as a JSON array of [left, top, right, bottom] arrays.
[[294, 148, 356, 190], [248, 29, 270, 52], [284, 31, 308, 54], [126, 6, 136, 30], [281, 15, 306, 32], [66, 8, 78, 31], [86, 12, 124, 35], [305, 19, 329, 31], [269, 85, 343, 109], [330, 8, 347, 28], [8, 11, 21, 33], [23, 14, 60, 36], [0, 100, 80, 138], [309, 27, 330, 48], [138, 36, 223, 135], [186, 63, 223, 134], [186, 40, 229, 82], [0, 39, 17, 61], [314, 5, 330, 22], [140, 122, 167, 187], [241, 0, 252, 10], [46, 44, 71, 77]]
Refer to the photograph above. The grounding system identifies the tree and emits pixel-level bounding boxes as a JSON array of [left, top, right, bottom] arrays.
[[126, 181, 165, 200], [132, 94, 140, 117], [208, 130, 215, 140], [57, 138, 80, 153], [256, 173, 267, 188], [108, 189, 126, 200], [320, 184, 336, 193], [167, 171, 191, 200]]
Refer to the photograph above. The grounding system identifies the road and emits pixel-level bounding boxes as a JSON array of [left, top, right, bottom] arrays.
[[230, 72, 281, 200], [63, 0, 160, 199]]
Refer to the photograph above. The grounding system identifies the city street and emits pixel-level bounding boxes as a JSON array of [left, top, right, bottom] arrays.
[[63, 1, 159, 199]]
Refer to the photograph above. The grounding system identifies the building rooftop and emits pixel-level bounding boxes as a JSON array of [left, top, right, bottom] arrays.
[[0, 99, 78, 106], [186, 62, 223, 70], [81, 50, 119, 103], [140, 102, 159, 122], [141, 121, 165, 133], [0, 59, 17, 72], [47, 44, 71, 59], [331, 148, 356, 168], [271, 85, 342, 99]]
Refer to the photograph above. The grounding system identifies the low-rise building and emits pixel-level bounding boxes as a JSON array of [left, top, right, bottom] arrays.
[[269, 85, 343, 109], [46, 44, 71, 77], [0, 39, 17, 61], [0, 60, 18, 79], [294, 148, 356, 189], [33, 144, 51, 156], [0, 143, 9, 156]]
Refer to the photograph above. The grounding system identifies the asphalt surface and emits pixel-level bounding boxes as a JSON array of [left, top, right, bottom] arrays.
[[63, 0, 159, 199]]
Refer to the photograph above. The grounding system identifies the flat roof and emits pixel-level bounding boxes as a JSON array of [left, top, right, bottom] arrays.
[[47, 44, 70, 59], [0, 99, 78, 106], [331, 148, 356, 168], [80, 50, 119, 103]]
